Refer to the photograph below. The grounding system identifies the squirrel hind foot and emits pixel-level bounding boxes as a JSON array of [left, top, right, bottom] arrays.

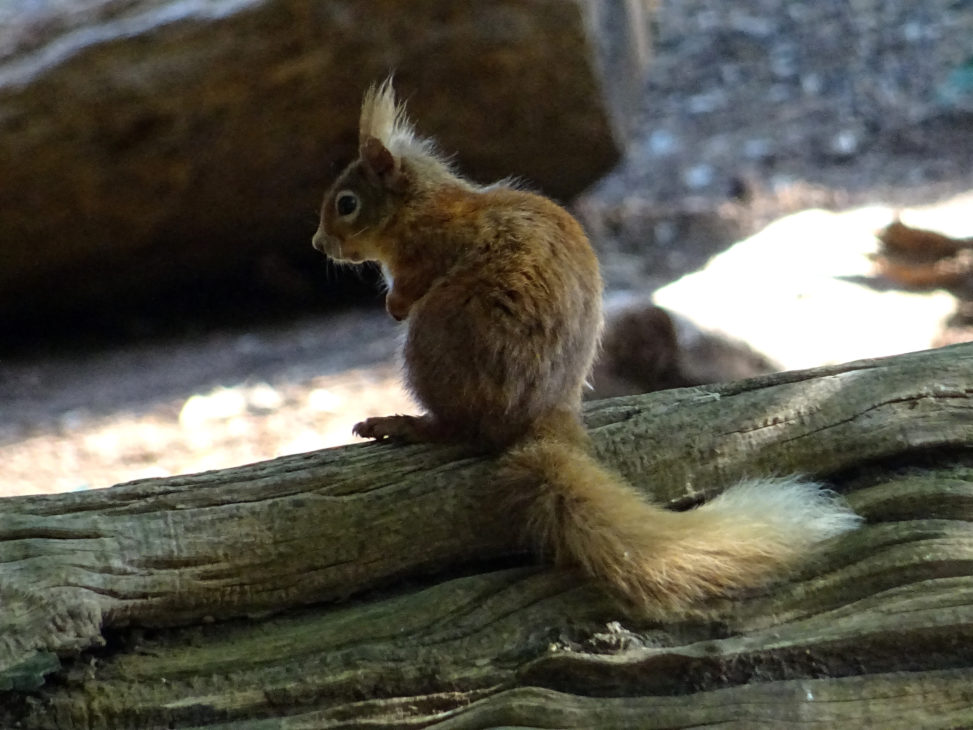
[[353, 414, 442, 443]]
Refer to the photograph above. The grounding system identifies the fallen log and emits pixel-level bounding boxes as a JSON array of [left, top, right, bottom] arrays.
[[1, 343, 971, 728]]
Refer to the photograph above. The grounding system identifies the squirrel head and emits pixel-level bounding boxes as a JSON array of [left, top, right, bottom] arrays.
[[312, 134, 407, 264], [312, 79, 470, 266]]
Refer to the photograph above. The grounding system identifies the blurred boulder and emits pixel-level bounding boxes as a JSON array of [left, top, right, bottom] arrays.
[[0, 0, 654, 335]]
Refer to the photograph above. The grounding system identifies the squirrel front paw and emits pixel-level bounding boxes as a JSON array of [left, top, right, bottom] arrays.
[[353, 414, 434, 443]]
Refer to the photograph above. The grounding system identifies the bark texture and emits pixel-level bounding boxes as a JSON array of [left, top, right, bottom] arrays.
[[1, 343, 971, 728]]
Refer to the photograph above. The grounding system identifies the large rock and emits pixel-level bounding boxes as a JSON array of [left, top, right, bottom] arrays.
[[0, 0, 653, 333]]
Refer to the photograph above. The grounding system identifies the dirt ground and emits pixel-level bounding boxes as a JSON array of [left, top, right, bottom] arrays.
[[0, 308, 414, 495], [2, 0, 971, 497]]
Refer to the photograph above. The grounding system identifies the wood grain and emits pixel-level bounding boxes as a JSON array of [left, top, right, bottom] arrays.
[[1, 343, 971, 727]]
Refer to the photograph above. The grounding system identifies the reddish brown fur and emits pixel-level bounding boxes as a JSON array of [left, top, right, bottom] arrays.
[[312, 82, 859, 617]]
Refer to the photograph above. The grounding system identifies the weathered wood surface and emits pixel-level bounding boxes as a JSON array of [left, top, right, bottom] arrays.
[[1, 343, 971, 728]]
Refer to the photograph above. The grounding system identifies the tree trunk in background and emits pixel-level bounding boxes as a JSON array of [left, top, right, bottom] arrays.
[[1, 343, 971, 728]]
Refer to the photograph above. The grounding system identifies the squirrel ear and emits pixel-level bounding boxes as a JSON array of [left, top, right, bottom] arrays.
[[360, 136, 405, 191]]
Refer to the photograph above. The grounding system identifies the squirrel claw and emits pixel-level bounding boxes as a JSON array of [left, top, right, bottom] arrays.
[[353, 415, 427, 442]]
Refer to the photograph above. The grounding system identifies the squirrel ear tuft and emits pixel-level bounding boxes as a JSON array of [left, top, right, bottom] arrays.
[[360, 135, 405, 191]]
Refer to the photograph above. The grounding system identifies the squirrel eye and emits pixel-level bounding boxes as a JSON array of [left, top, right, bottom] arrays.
[[335, 190, 360, 219]]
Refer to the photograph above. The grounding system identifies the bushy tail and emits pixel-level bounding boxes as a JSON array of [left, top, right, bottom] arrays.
[[502, 438, 861, 616]]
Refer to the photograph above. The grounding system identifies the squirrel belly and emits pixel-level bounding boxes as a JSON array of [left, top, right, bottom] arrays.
[[314, 79, 861, 617]]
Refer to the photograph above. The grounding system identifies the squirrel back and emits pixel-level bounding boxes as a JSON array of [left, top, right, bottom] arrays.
[[313, 80, 860, 617]]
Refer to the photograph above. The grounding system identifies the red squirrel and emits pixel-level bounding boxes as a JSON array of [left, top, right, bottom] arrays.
[[312, 81, 860, 617]]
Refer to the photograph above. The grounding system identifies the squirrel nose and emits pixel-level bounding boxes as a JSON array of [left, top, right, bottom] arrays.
[[311, 229, 329, 253]]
